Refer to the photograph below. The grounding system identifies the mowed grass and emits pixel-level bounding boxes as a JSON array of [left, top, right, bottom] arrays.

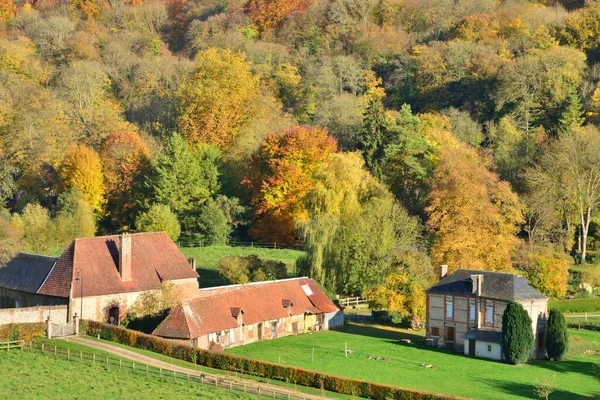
[[0, 349, 249, 399], [180, 245, 305, 287], [549, 297, 600, 313], [226, 323, 600, 400]]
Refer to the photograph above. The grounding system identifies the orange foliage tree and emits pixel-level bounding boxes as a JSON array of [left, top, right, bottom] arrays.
[[178, 48, 260, 150], [60, 144, 105, 215], [244, 0, 312, 33], [0, 0, 15, 23], [69, 0, 103, 19], [426, 144, 524, 273], [244, 126, 337, 243], [101, 131, 150, 229]]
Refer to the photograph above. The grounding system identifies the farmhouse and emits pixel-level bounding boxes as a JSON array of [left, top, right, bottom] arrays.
[[425, 266, 548, 361], [0, 232, 199, 324], [153, 277, 343, 349]]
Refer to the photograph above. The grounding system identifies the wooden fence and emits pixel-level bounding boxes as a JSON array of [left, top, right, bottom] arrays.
[[338, 297, 368, 307], [0, 340, 25, 350], [178, 241, 304, 250], [26, 341, 318, 400]]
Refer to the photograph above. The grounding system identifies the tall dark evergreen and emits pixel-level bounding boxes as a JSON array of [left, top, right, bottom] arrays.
[[357, 96, 387, 179], [502, 301, 534, 365], [546, 308, 568, 360], [559, 85, 585, 133]]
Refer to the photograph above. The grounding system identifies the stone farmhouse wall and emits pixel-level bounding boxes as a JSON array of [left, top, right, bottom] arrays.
[[0, 305, 68, 325]]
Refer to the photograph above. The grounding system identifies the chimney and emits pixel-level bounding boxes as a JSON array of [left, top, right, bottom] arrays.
[[188, 257, 196, 270], [119, 234, 132, 281], [439, 265, 448, 280], [477, 274, 484, 296], [469, 274, 484, 295]]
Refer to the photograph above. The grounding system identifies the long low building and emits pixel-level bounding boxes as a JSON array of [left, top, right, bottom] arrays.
[[153, 277, 344, 349]]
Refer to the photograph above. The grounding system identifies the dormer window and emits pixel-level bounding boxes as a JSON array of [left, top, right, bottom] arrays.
[[464, 279, 473, 293]]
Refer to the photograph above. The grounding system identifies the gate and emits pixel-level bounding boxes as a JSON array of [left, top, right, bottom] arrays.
[[48, 321, 75, 338]]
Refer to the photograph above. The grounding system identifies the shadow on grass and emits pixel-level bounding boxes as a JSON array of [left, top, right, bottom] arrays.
[[480, 378, 594, 400], [529, 358, 600, 379], [339, 322, 430, 345], [197, 268, 227, 288]]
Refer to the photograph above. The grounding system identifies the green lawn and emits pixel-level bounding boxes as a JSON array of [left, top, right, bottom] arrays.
[[0, 349, 249, 399], [180, 245, 305, 287], [549, 297, 600, 313], [225, 323, 600, 400]]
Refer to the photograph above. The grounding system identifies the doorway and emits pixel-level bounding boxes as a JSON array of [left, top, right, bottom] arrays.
[[108, 306, 119, 325], [469, 339, 476, 356], [257, 322, 263, 340], [445, 326, 455, 343]]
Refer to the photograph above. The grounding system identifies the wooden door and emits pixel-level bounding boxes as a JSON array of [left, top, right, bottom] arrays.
[[258, 323, 263, 340], [446, 326, 455, 343], [292, 322, 298, 334], [469, 339, 476, 356]]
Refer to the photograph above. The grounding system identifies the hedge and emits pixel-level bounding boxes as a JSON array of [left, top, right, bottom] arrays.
[[0, 322, 46, 341], [549, 298, 600, 313], [83, 320, 458, 400]]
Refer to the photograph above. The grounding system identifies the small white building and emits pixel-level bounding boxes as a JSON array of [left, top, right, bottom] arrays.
[[463, 329, 503, 361]]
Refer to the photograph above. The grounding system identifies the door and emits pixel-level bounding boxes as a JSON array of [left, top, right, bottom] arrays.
[[445, 326, 455, 343], [258, 323, 263, 340], [271, 322, 277, 338], [469, 339, 476, 356], [292, 322, 298, 334], [108, 306, 119, 325]]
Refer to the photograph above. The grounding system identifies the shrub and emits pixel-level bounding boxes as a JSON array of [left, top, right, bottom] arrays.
[[83, 320, 452, 400], [0, 323, 46, 341], [546, 309, 568, 360], [219, 255, 287, 284], [502, 301, 534, 365]]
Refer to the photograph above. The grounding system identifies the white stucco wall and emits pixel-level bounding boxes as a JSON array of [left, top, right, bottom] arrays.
[[464, 339, 503, 360]]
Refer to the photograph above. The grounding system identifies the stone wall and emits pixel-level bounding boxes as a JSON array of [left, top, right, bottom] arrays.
[[0, 305, 68, 325]]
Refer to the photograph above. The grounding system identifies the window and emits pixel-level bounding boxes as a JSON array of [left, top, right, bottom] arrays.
[[431, 327, 440, 337], [215, 332, 221, 344], [486, 304, 493, 324], [446, 298, 453, 319], [487, 345, 492, 352], [469, 302, 476, 321]]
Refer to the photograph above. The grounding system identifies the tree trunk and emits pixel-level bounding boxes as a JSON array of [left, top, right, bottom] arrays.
[[581, 207, 591, 263]]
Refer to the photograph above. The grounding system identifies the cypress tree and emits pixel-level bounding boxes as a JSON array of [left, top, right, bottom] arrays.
[[502, 301, 534, 365], [357, 96, 387, 178], [546, 308, 568, 360]]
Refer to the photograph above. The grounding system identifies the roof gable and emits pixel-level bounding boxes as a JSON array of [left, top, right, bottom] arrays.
[[38, 232, 198, 298]]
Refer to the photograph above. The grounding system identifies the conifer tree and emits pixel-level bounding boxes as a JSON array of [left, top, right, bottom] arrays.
[[559, 85, 585, 132], [546, 308, 568, 360], [357, 72, 387, 178], [502, 301, 534, 364]]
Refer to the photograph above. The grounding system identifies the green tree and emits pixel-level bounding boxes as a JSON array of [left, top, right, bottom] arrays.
[[502, 301, 534, 365], [558, 85, 585, 133], [52, 189, 96, 245], [192, 199, 230, 245], [357, 84, 387, 178], [136, 204, 181, 241], [18, 203, 51, 253], [546, 308, 568, 361], [0, 213, 22, 264]]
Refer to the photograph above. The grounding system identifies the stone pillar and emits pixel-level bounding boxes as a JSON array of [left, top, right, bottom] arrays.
[[46, 317, 52, 339], [73, 313, 80, 336]]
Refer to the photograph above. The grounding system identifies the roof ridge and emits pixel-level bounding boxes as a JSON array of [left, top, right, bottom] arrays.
[[17, 252, 59, 259], [74, 231, 167, 241], [197, 276, 310, 293], [456, 268, 517, 276]]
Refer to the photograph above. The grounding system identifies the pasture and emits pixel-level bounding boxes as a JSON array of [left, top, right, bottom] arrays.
[[226, 323, 600, 400]]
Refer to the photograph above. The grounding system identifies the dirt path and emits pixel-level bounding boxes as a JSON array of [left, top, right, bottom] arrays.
[[62, 336, 328, 400]]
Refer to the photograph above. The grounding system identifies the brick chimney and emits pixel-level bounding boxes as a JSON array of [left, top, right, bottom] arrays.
[[439, 265, 448, 280], [119, 234, 132, 281]]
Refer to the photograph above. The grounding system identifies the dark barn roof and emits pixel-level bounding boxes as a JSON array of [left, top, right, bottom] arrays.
[[426, 269, 547, 301], [0, 253, 58, 294], [463, 328, 503, 343]]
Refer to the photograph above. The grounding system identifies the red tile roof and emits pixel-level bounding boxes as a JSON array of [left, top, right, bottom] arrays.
[[153, 278, 339, 339], [37, 232, 198, 298]]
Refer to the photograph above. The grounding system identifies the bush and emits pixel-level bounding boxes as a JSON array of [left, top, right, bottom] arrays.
[[0, 323, 46, 341], [218, 255, 287, 284], [546, 309, 568, 360], [83, 321, 452, 400], [502, 301, 534, 365]]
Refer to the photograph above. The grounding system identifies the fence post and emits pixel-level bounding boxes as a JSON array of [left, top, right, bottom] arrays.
[[67, 349, 70, 360], [80, 351, 82, 361], [132, 362, 135, 372], [173, 371, 176, 381], [258, 387, 261, 399], [201, 376, 203, 385], [119, 360, 122, 370], [41, 343, 44, 352], [106, 356, 108, 366], [187, 373, 190, 383], [160, 367, 162, 377], [93, 354, 95, 364], [7, 342, 9, 351], [54, 346, 57, 356]]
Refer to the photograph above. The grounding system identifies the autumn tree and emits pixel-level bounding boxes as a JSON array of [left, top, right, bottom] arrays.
[[0, 0, 14, 24], [517, 245, 569, 298], [52, 189, 96, 245], [527, 126, 600, 262], [245, 126, 337, 243], [101, 130, 150, 229], [426, 144, 524, 273], [136, 204, 181, 241], [16, 203, 51, 253], [60, 144, 105, 216], [0, 213, 22, 264], [178, 48, 260, 150], [244, 0, 312, 33]]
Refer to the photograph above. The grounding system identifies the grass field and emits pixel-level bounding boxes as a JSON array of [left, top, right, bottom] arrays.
[[226, 323, 600, 400], [0, 349, 249, 399], [180, 245, 305, 287], [549, 297, 600, 313]]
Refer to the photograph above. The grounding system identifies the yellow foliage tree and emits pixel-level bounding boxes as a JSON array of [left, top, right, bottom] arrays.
[[60, 144, 105, 215], [519, 246, 569, 298], [178, 48, 260, 150], [426, 144, 524, 273]]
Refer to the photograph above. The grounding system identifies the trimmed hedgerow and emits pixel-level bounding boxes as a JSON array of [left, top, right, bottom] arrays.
[[84, 321, 456, 400], [0, 323, 46, 341]]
